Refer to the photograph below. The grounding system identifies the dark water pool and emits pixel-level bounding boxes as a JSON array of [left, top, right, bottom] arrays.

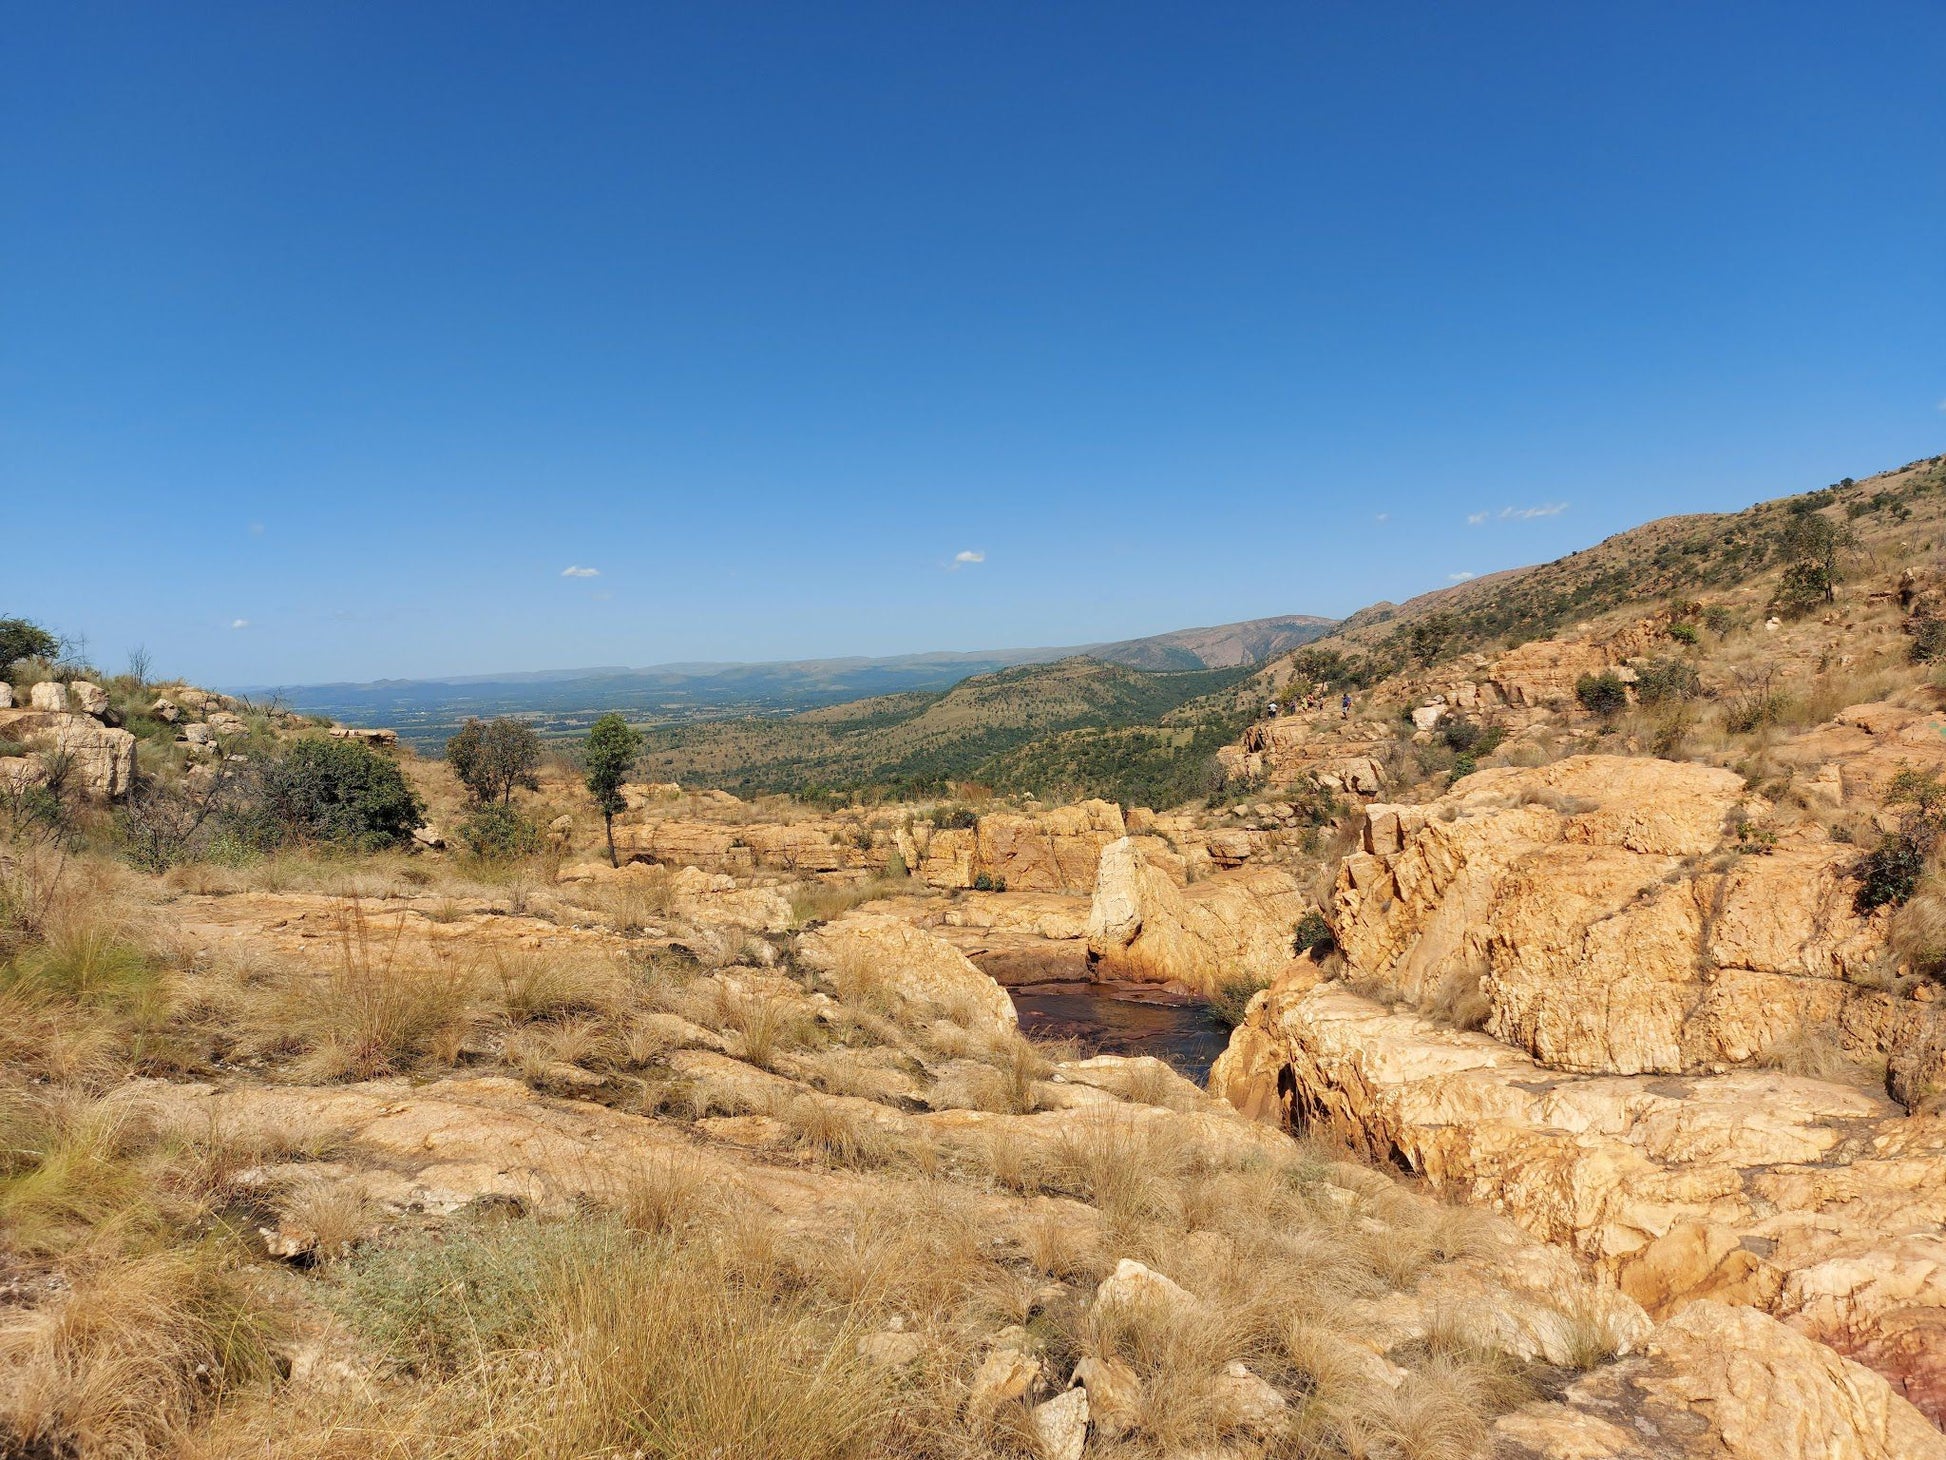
[[1008, 985, 1233, 1084]]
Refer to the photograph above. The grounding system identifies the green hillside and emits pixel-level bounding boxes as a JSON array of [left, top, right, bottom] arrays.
[[637, 656, 1251, 801]]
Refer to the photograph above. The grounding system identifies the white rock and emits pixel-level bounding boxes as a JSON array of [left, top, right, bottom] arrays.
[[1071, 1354, 1141, 1439], [29, 681, 68, 712], [0, 683, 12, 709], [1091, 1258, 1200, 1321], [1211, 1361, 1287, 1431], [1031, 1387, 1088, 1460], [68, 680, 109, 716], [857, 1329, 924, 1369], [967, 1346, 1040, 1414]]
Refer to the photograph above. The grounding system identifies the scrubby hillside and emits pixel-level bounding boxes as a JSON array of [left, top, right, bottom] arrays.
[[637, 657, 1253, 803]]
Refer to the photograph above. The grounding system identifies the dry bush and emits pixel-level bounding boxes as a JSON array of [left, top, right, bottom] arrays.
[[617, 1152, 727, 1236], [776, 1093, 913, 1170], [0, 1088, 164, 1256], [1015, 1203, 1101, 1281], [1890, 877, 1946, 980], [720, 990, 813, 1070], [789, 873, 913, 926], [487, 949, 628, 1026], [279, 1183, 370, 1262], [1753, 1024, 1879, 1086], [1422, 960, 1492, 1032], [1049, 1114, 1186, 1226], [0, 1245, 280, 1459], [265, 907, 480, 1081]]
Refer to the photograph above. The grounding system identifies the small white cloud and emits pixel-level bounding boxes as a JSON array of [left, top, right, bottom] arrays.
[[1499, 503, 1567, 520], [1374, 512, 1390, 523], [561, 565, 600, 578], [1466, 511, 1489, 525], [954, 550, 985, 565], [230, 618, 250, 630], [1448, 571, 1478, 583]]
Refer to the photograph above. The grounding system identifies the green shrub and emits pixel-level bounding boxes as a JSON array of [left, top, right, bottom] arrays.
[[1451, 753, 1477, 781], [1910, 614, 1946, 664], [447, 717, 542, 805], [1667, 622, 1699, 645], [235, 737, 425, 851], [970, 871, 1008, 893], [1573, 672, 1629, 718], [1855, 769, 1946, 913], [458, 804, 542, 861], [932, 805, 978, 831], [1634, 657, 1701, 706], [1293, 909, 1334, 957]]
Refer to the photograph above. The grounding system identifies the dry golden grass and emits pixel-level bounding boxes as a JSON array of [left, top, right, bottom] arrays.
[[0, 1245, 282, 1460], [263, 909, 479, 1081], [789, 872, 916, 926]]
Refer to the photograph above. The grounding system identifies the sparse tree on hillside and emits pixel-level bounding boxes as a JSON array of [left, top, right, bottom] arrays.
[[584, 711, 644, 867], [0, 618, 58, 673], [446, 717, 543, 806], [1775, 504, 1856, 612]]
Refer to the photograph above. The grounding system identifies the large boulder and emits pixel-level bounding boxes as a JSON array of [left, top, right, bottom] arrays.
[[795, 912, 1018, 1037], [1085, 836, 1306, 996]]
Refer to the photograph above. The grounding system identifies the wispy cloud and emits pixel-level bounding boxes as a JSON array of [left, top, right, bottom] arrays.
[[230, 618, 250, 630], [947, 550, 986, 571], [1374, 512, 1390, 523], [1466, 511, 1489, 526], [1448, 571, 1478, 582], [248, 521, 265, 536], [561, 565, 600, 578], [1499, 503, 1567, 520]]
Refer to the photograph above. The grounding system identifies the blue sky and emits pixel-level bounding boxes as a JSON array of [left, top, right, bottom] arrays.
[[5, 3, 1944, 685]]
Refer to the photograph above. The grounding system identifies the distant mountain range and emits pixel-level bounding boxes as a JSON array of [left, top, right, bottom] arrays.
[[248, 613, 1337, 744]]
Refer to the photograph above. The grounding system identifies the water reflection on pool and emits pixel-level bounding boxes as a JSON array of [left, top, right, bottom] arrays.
[[1008, 985, 1233, 1085]]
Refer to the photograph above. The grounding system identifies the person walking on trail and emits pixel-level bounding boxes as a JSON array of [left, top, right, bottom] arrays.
[[1341, 692, 1351, 719], [1268, 700, 1279, 719]]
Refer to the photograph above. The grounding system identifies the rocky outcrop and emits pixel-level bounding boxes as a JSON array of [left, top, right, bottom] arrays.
[[969, 799, 1124, 893], [1497, 1300, 1946, 1459], [917, 800, 1126, 892], [1333, 755, 1889, 1075], [1212, 968, 1946, 1421], [1084, 835, 1306, 995], [795, 912, 1018, 1037], [0, 708, 136, 798]]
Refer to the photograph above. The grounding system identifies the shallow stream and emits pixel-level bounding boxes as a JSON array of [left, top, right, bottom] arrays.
[[1007, 984, 1233, 1084]]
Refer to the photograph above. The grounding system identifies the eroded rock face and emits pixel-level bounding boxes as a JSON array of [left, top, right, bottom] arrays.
[[971, 799, 1125, 894], [1084, 836, 1306, 996], [1211, 978, 1946, 1423], [1333, 755, 1886, 1075]]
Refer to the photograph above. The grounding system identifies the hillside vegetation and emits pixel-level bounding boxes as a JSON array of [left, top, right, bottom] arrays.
[[638, 658, 1252, 803], [1252, 451, 1946, 693]]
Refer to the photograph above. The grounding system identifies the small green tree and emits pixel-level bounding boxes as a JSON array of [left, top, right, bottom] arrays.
[[583, 711, 644, 867], [0, 618, 58, 673], [1774, 503, 1856, 613], [446, 717, 542, 805]]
